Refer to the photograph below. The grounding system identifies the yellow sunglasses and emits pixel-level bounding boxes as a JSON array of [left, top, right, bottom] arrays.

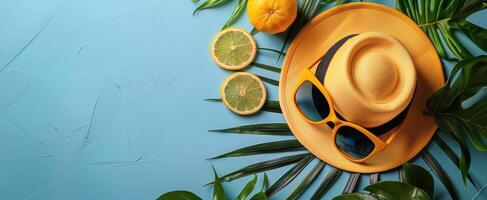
[[291, 35, 404, 163]]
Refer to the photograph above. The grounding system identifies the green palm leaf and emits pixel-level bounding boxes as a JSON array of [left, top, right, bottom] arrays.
[[426, 55, 487, 186], [193, 0, 232, 15], [205, 99, 282, 113], [258, 48, 287, 56], [369, 173, 379, 185], [342, 173, 361, 194], [209, 139, 306, 159], [209, 123, 292, 136], [251, 62, 282, 73], [286, 161, 326, 200], [434, 135, 478, 188], [397, 0, 487, 60], [222, 0, 247, 29], [255, 75, 279, 86], [311, 167, 343, 200], [211, 165, 227, 200], [236, 175, 258, 200], [266, 155, 315, 197], [421, 150, 458, 200], [210, 153, 311, 184]]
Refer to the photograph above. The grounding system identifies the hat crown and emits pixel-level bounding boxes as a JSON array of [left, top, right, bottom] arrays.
[[324, 32, 416, 127], [353, 51, 398, 103]]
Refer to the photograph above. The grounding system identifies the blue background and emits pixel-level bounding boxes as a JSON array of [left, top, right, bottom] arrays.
[[0, 0, 486, 199]]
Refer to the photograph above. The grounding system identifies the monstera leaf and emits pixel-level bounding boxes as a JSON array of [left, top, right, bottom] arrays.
[[426, 55, 487, 186], [397, 0, 487, 60]]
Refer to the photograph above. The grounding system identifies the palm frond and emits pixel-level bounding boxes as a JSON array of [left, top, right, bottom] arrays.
[[397, 0, 487, 60], [222, 0, 247, 29], [251, 62, 281, 73], [205, 98, 282, 113], [266, 155, 315, 197], [193, 0, 232, 15], [286, 161, 326, 200], [434, 135, 478, 189], [209, 123, 292, 136], [250, 27, 259, 35], [369, 173, 379, 185], [258, 48, 287, 56], [255, 74, 279, 86], [209, 139, 306, 159], [210, 153, 311, 184], [311, 167, 343, 200], [422, 150, 458, 200], [342, 173, 360, 194]]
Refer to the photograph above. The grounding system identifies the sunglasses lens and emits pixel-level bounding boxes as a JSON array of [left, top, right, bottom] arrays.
[[296, 81, 330, 121], [335, 126, 375, 160]]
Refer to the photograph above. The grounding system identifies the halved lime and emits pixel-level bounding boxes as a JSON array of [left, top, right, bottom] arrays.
[[221, 72, 267, 115], [211, 28, 257, 70]]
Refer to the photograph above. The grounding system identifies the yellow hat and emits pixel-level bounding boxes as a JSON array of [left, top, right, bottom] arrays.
[[279, 3, 445, 172], [324, 32, 417, 128]]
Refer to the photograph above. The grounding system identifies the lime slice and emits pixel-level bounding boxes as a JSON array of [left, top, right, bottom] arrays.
[[211, 28, 257, 70], [221, 72, 267, 115]]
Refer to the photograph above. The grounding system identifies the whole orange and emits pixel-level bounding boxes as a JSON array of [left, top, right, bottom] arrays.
[[247, 0, 297, 34]]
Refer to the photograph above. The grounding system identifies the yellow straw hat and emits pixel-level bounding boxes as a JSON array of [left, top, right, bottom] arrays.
[[279, 3, 445, 172]]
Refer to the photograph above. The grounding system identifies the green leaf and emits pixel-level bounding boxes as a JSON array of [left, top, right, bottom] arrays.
[[342, 173, 360, 194], [236, 175, 258, 200], [211, 165, 227, 200], [434, 135, 478, 189], [426, 55, 487, 186], [286, 161, 326, 200], [364, 181, 430, 200], [401, 163, 434, 198], [250, 192, 268, 200], [205, 98, 282, 113], [251, 62, 282, 73], [262, 173, 269, 192], [222, 0, 247, 29], [311, 167, 343, 200], [369, 173, 378, 185], [250, 27, 259, 36], [192, 0, 201, 3], [255, 75, 279, 86], [209, 153, 311, 184], [332, 192, 381, 200], [435, 116, 472, 186], [266, 155, 314, 197], [397, 0, 487, 60], [421, 150, 458, 200], [209, 140, 306, 159], [193, 0, 231, 15], [157, 191, 203, 200], [258, 48, 287, 56], [209, 123, 292, 136]]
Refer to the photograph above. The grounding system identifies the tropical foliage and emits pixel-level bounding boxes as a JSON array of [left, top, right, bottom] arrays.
[[159, 0, 487, 199], [158, 166, 269, 200], [397, 0, 487, 60], [335, 164, 434, 200]]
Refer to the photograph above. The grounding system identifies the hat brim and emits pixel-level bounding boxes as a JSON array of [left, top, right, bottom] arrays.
[[279, 2, 444, 173]]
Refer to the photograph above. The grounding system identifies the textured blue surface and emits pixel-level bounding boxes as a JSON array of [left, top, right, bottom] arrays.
[[0, 0, 486, 199]]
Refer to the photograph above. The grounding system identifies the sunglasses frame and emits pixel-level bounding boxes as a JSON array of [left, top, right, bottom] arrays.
[[292, 58, 397, 162]]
